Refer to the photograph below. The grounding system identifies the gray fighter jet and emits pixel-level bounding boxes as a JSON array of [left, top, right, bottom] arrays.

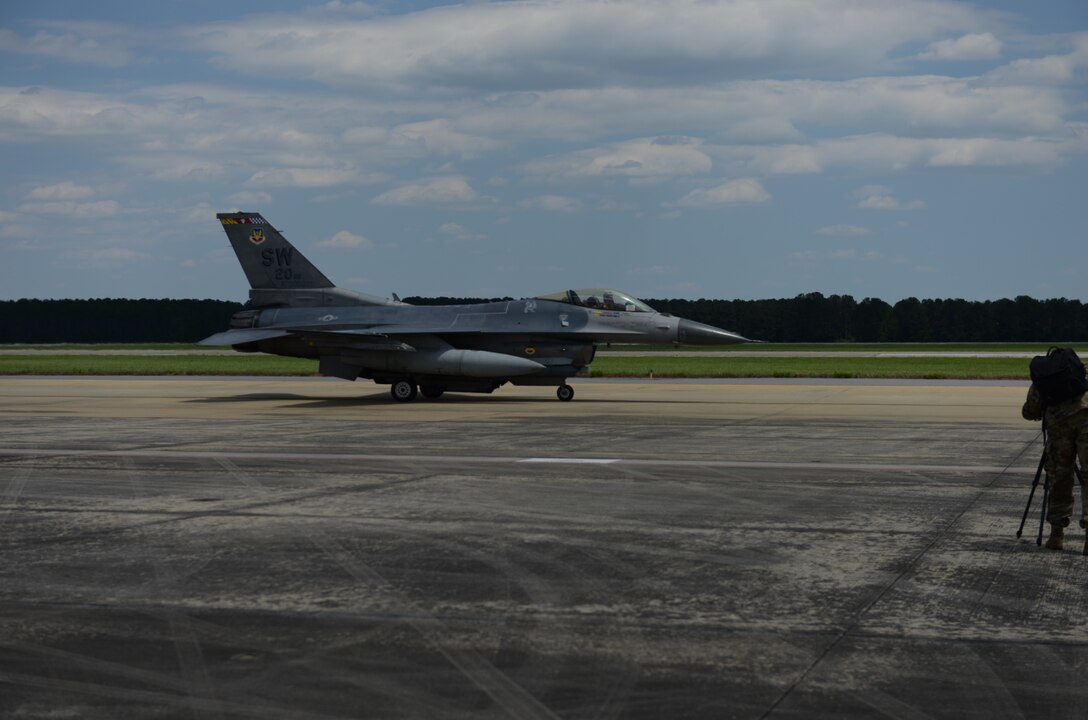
[[200, 212, 749, 401]]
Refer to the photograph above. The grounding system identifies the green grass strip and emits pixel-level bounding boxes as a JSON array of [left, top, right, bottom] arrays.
[[591, 356, 1029, 379], [603, 342, 1085, 353], [0, 354, 317, 376], [1, 344, 208, 351]]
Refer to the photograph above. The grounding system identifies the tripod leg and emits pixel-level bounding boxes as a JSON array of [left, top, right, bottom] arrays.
[[1018, 449, 1047, 539], [1076, 462, 1088, 541], [1037, 474, 1050, 547]]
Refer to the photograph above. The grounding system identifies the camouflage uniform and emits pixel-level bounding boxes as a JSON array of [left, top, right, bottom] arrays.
[[1022, 385, 1088, 530]]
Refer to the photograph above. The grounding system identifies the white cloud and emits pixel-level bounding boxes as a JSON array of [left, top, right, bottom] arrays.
[[0, 210, 33, 242], [343, 126, 388, 145], [519, 195, 582, 213], [318, 230, 371, 248], [986, 33, 1088, 86], [343, 121, 502, 161], [709, 134, 1068, 175], [371, 176, 481, 206], [189, 0, 985, 90], [853, 185, 924, 210], [596, 197, 638, 212], [0, 22, 136, 68], [3, 228, 36, 243], [439, 222, 487, 242], [676, 179, 771, 207], [247, 167, 358, 188], [919, 33, 1002, 61], [121, 155, 228, 182], [318, 2, 380, 16], [391, 120, 501, 158], [524, 137, 711, 181], [63, 247, 146, 268], [182, 202, 219, 226], [790, 248, 859, 262], [817, 225, 871, 237], [91, 247, 142, 263], [448, 76, 1071, 149], [228, 191, 273, 207], [0, 86, 216, 139], [922, 138, 1047, 167], [26, 181, 95, 201], [19, 200, 121, 217], [0, 66, 1074, 203]]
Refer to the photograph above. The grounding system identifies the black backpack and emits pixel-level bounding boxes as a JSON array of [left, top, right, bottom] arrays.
[[1030, 347, 1088, 406]]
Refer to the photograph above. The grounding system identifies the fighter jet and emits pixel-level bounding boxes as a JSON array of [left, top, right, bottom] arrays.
[[200, 212, 750, 401]]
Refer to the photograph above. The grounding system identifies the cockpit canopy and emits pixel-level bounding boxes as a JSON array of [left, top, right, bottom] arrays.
[[536, 289, 656, 313]]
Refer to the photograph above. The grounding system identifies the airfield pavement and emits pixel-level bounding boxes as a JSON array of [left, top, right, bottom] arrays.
[[2, 376, 1088, 719]]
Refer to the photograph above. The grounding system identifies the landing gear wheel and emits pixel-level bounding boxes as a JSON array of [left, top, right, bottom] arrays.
[[420, 385, 445, 399], [556, 384, 575, 402], [391, 379, 418, 402]]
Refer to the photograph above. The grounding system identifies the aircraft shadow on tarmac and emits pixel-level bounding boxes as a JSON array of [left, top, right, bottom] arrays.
[[185, 392, 567, 407], [187, 393, 323, 403], [184, 392, 713, 408]]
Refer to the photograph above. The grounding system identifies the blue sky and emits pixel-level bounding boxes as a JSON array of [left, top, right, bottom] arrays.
[[1, 0, 1085, 303]]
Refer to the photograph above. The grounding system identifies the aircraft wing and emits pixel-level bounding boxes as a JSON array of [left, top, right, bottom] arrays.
[[199, 326, 430, 350], [198, 328, 294, 346], [200, 323, 644, 347], [279, 324, 491, 338], [372, 325, 647, 339]]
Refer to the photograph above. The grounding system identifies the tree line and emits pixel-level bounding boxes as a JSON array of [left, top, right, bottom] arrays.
[[1, 293, 1086, 343], [644, 294, 1088, 343], [0, 299, 245, 344]]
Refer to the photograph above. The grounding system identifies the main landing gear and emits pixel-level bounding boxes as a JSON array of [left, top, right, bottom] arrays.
[[390, 380, 445, 401], [391, 379, 575, 402], [390, 379, 417, 402], [420, 385, 445, 399]]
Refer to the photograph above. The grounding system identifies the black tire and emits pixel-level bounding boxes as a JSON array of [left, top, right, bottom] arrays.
[[420, 385, 445, 399], [557, 384, 574, 402], [391, 379, 418, 402]]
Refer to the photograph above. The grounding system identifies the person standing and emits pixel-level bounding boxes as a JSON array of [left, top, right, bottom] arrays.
[[1022, 347, 1088, 553]]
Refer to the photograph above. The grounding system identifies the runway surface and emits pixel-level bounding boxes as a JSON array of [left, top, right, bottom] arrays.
[[2, 376, 1087, 719]]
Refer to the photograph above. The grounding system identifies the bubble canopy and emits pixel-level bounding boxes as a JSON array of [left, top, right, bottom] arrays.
[[535, 289, 656, 313]]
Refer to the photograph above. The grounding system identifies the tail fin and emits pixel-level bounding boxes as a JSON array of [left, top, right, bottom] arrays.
[[217, 211, 395, 308], [217, 212, 333, 290]]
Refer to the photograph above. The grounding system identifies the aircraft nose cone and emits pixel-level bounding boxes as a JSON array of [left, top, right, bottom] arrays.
[[677, 318, 750, 345]]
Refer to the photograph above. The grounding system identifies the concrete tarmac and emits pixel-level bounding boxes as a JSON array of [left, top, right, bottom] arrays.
[[2, 376, 1087, 719]]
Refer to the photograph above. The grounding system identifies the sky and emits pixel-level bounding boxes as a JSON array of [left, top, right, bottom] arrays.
[[1, 0, 1086, 304]]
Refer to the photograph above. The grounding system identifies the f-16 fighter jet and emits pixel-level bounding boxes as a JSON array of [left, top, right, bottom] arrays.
[[200, 212, 749, 401]]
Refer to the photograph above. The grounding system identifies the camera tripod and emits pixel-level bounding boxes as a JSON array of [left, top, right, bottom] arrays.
[[1017, 448, 1050, 546], [1017, 441, 1086, 546]]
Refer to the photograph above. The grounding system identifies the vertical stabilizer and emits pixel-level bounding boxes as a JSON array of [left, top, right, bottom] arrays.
[[217, 212, 334, 290]]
